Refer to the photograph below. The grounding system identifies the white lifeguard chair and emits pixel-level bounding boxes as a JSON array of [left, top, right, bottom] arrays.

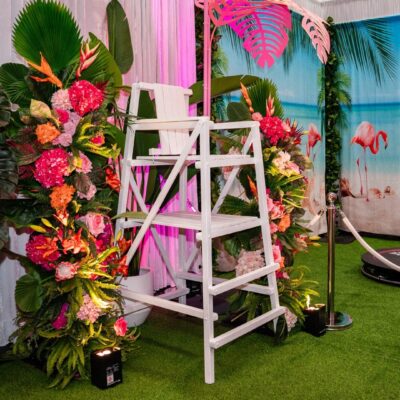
[[115, 82, 285, 384]]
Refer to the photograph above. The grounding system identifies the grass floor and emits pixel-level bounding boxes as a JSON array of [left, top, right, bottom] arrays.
[[1, 236, 400, 400]]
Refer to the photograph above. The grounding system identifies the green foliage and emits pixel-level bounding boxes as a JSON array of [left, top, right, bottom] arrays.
[[15, 271, 44, 312], [107, 0, 134, 74], [12, 0, 82, 72], [189, 75, 261, 105], [323, 18, 346, 195]]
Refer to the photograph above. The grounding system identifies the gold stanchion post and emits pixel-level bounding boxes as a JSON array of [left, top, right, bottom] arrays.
[[326, 192, 353, 330]]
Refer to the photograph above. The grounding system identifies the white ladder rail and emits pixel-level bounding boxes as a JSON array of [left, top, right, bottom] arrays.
[[176, 271, 275, 296], [123, 120, 207, 265]]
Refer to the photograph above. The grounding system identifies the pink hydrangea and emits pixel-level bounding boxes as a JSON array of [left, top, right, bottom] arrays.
[[77, 183, 97, 200], [51, 89, 72, 110], [52, 303, 69, 330], [284, 308, 298, 332], [77, 294, 101, 323], [63, 111, 80, 136], [34, 148, 70, 188], [26, 234, 60, 267], [69, 80, 104, 116], [79, 212, 105, 237], [55, 261, 79, 281], [235, 249, 264, 277]]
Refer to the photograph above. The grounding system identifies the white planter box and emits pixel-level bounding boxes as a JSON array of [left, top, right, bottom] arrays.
[[120, 269, 153, 327]]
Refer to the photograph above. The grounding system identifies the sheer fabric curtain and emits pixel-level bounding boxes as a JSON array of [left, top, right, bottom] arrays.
[[0, 0, 196, 344]]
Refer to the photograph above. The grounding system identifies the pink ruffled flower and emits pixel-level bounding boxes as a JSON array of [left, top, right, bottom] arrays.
[[77, 183, 97, 200], [235, 249, 264, 277], [270, 222, 279, 234], [69, 80, 104, 116], [63, 111, 80, 136], [55, 261, 79, 281], [26, 234, 60, 267], [74, 151, 92, 173], [114, 317, 128, 336], [251, 112, 263, 121], [51, 89, 72, 111], [34, 148, 70, 188], [90, 134, 105, 146], [77, 294, 101, 323], [80, 212, 105, 237], [52, 303, 69, 330]]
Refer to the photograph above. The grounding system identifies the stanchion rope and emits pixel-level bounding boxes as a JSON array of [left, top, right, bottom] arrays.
[[304, 206, 400, 272]]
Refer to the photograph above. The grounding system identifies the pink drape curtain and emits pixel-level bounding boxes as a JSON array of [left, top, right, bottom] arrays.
[[138, 0, 199, 291]]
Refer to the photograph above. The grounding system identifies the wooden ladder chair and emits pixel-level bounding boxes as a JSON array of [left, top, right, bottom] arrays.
[[115, 82, 286, 384]]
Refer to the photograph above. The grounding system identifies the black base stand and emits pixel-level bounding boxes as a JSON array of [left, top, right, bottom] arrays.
[[361, 248, 400, 286]]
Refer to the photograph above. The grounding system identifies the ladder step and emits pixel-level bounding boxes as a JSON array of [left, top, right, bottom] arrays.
[[176, 272, 274, 296], [210, 306, 286, 349], [117, 211, 261, 239], [208, 263, 278, 296], [194, 155, 254, 169], [122, 289, 218, 321]]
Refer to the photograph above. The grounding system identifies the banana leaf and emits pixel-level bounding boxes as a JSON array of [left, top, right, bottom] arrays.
[[107, 0, 133, 74], [189, 75, 260, 105]]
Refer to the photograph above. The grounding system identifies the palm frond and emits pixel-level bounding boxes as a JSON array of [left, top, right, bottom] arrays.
[[0, 63, 31, 107], [245, 79, 285, 118], [335, 19, 398, 85], [12, 0, 82, 72]]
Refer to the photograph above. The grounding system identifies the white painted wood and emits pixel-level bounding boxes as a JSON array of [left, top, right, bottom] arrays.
[[176, 272, 274, 296], [208, 263, 278, 296], [116, 82, 286, 385], [123, 290, 218, 321], [210, 307, 286, 349]]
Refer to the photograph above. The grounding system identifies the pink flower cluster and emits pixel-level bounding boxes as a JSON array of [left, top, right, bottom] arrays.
[[34, 148, 70, 188], [73, 151, 92, 173], [284, 308, 298, 332], [235, 249, 264, 277], [52, 111, 80, 147], [259, 116, 288, 145], [52, 303, 69, 330], [69, 80, 104, 116], [77, 294, 101, 323]]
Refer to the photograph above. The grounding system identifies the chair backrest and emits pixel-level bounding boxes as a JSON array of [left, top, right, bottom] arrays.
[[131, 82, 193, 155]]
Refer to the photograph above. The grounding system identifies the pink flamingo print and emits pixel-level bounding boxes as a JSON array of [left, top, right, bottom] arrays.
[[351, 121, 388, 201], [306, 123, 322, 163]]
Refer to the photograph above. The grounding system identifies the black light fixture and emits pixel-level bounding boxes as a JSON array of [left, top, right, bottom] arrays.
[[90, 347, 122, 389]]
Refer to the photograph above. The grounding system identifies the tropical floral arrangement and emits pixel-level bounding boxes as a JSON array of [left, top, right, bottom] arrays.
[[214, 79, 319, 330], [0, 0, 136, 388]]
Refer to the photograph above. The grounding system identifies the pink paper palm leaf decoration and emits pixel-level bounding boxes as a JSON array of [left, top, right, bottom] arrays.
[[196, 0, 330, 66]]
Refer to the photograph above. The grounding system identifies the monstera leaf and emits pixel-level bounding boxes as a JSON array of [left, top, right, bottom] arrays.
[[15, 271, 44, 313], [12, 0, 82, 72]]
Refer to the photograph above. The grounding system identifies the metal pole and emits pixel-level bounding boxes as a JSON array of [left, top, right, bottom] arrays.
[[326, 192, 353, 331]]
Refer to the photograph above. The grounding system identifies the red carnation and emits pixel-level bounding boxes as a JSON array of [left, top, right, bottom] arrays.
[[68, 80, 104, 116]]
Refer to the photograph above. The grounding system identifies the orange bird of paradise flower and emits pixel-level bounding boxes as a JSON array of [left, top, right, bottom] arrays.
[[27, 53, 63, 88]]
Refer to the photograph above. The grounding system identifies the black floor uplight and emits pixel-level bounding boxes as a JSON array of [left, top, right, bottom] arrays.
[[91, 348, 122, 389]]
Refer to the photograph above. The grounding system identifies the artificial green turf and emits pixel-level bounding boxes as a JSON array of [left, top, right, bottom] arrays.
[[1, 237, 400, 400]]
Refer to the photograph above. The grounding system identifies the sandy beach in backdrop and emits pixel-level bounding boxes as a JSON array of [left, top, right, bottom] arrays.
[[341, 195, 400, 236]]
